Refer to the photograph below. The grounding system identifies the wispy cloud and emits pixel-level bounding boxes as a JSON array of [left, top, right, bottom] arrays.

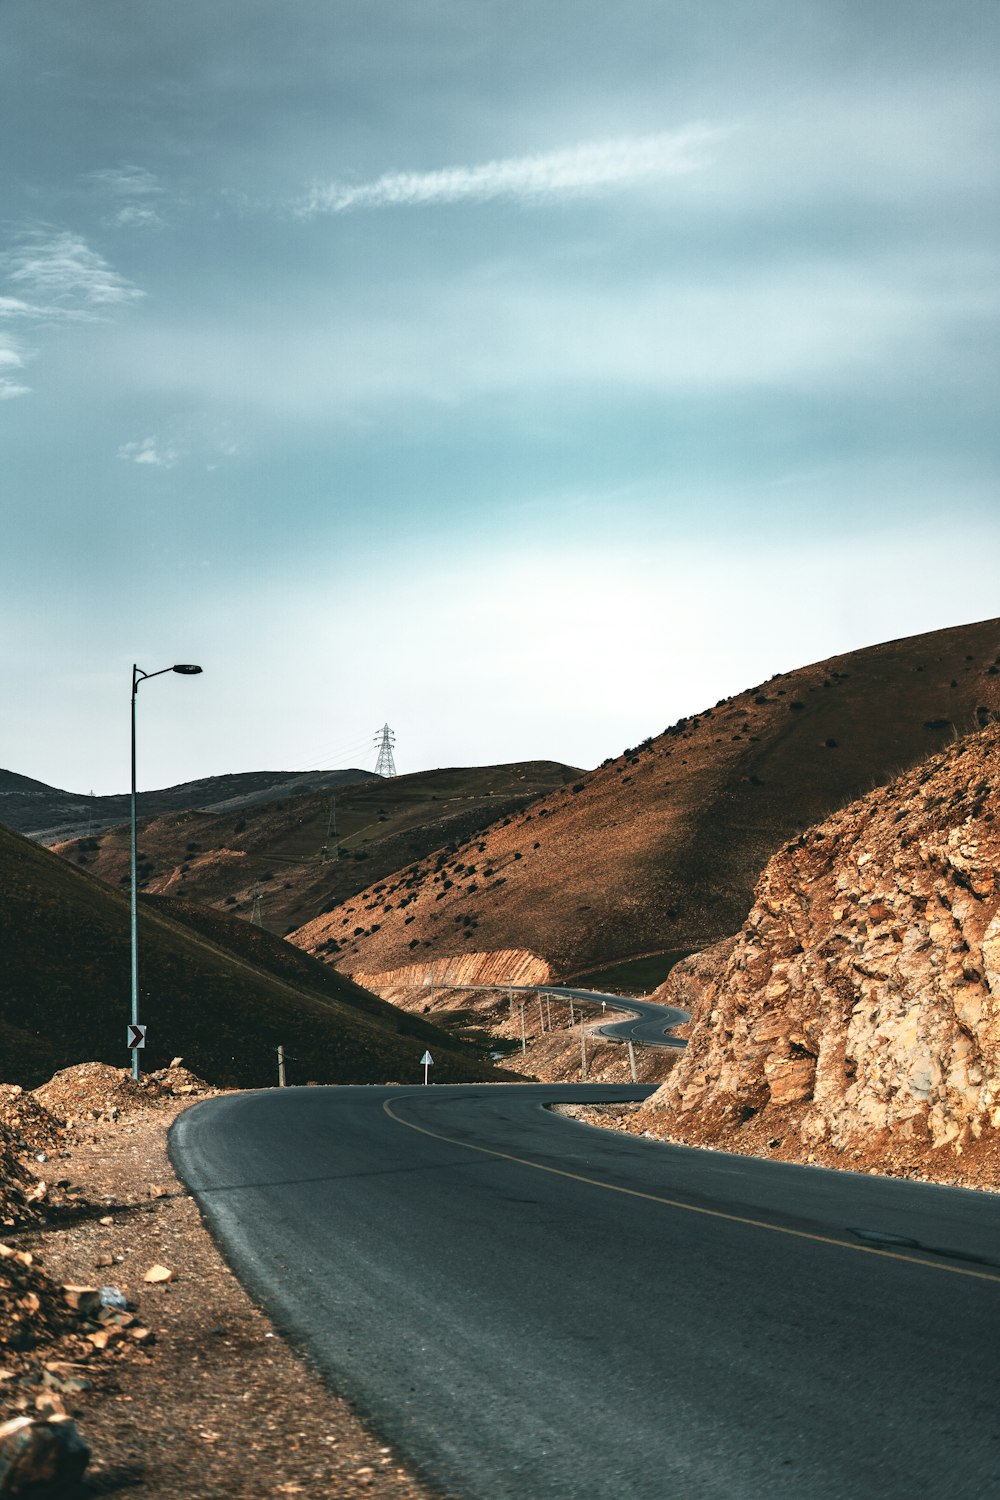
[[109, 204, 165, 230], [0, 352, 29, 398], [117, 436, 181, 468], [0, 338, 30, 399], [299, 126, 722, 215], [0, 295, 40, 319], [88, 165, 166, 230], [88, 164, 162, 199], [3, 231, 144, 312]]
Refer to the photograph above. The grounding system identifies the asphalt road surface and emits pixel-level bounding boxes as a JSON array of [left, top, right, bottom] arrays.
[[172, 1084, 1000, 1500], [486, 982, 690, 1048]]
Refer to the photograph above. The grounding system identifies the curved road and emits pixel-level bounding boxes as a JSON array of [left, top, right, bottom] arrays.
[[172, 1083, 1000, 1500], [474, 982, 690, 1048]]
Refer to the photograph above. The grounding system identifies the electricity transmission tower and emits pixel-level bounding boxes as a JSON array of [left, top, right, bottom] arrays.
[[321, 793, 339, 862], [373, 723, 397, 778], [250, 883, 264, 926]]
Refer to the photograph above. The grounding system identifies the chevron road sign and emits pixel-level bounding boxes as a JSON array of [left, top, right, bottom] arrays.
[[127, 1024, 147, 1050]]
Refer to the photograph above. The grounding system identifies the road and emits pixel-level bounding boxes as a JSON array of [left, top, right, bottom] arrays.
[[172, 1083, 1000, 1500], [469, 981, 690, 1048]]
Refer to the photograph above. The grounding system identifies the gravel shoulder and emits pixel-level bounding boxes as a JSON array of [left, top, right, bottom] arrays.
[[7, 1087, 438, 1498]]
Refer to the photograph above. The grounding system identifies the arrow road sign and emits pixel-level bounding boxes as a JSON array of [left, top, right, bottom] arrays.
[[127, 1024, 147, 1050], [420, 1050, 433, 1085]]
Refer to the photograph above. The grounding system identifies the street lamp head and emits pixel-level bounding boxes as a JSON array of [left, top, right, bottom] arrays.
[[171, 664, 203, 675]]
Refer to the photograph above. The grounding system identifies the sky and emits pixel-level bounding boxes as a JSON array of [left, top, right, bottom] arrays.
[[3, 1, 998, 793]]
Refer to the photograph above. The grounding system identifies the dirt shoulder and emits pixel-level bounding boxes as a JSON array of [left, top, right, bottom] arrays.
[[552, 1101, 1000, 1194], [4, 1080, 437, 1499]]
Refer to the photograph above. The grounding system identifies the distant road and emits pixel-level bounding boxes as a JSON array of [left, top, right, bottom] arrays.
[[466, 981, 690, 1048], [173, 1084, 1000, 1500]]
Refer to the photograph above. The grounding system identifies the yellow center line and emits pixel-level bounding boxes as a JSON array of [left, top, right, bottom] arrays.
[[382, 1098, 1000, 1286]]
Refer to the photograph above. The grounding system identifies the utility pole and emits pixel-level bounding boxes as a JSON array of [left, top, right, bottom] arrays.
[[627, 1040, 638, 1083], [537, 995, 545, 1032], [568, 996, 574, 1027], [580, 1023, 588, 1081], [520, 999, 527, 1055], [373, 723, 397, 778], [277, 1045, 286, 1087], [545, 995, 553, 1031]]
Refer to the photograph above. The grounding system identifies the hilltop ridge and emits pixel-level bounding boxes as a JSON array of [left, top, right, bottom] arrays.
[[291, 617, 1000, 980], [0, 767, 373, 845]]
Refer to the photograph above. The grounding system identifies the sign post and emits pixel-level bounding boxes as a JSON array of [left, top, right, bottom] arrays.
[[127, 1023, 147, 1054], [420, 1050, 434, 1085]]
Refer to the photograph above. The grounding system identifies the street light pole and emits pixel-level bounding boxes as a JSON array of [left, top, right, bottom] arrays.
[[130, 662, 202, 1080]]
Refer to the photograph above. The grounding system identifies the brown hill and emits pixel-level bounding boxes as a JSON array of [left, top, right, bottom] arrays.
[[290, 617, 1000, 981], [54, 761, 580, 938], [2, 766, 371, 845], [622, 720, 1000, 1187], [0, 822, 511, 1089]]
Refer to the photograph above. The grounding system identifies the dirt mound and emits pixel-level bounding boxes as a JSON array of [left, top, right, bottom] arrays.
[[0, 1127, 47, 1232], [32, 1063, 211, 1124], [0, 1086, 65, 1158], [0, 1243, 84, 1367], [33, 1064, 149, 1123], [0, 1238, 156, 1427], [143, 1065, 210, 1098]]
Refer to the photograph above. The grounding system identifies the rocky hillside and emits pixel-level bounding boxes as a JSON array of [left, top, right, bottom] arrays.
[[624, 721, 1000, 1186], [292, 617, 1000, 980]]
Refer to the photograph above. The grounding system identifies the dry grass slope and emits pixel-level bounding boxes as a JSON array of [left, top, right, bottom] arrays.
[[291, 617, 1000, 979], [0, 823, 514, 1089], [54, 761, 580, 937]]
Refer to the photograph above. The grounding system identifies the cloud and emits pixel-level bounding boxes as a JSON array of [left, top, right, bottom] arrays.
[[109, 204, 165, 230], [298, 126, 723, 215], [88, 165, 166, 230], [0, 338, 30, 398], [88, 164, 162, 199], [117, 436, 181, 468], [0, 295, 39, 319], [3, 231, 144, 312]]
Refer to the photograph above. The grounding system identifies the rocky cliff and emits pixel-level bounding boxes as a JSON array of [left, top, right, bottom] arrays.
[[628, 722, 1000, 1186]]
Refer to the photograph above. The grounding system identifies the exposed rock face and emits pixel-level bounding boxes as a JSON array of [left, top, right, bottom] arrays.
[[353, 949, 550, 1001], [633, 724, 1000, 1181]]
